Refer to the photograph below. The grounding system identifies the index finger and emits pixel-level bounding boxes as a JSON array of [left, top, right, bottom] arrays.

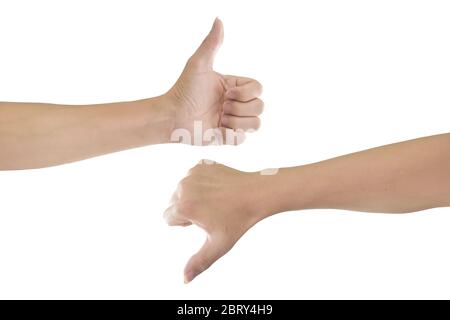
[[224, 76, 263, 102]]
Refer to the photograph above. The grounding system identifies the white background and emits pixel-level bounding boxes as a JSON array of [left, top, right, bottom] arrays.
[[1, 0, 450, 299]]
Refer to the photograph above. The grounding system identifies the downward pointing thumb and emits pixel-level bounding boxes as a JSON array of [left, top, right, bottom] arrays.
[[184, 234, 230, 283], [189, 18, 224, 70]]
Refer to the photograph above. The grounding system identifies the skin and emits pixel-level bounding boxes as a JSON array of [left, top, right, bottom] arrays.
[[3, 17, 447, 286], [0, 18, 263, 170], [165, 133, 450, 283]]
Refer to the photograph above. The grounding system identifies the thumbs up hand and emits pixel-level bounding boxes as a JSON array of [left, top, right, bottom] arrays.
[[164, 160, 267, 283], [166, 18, 263, 145]]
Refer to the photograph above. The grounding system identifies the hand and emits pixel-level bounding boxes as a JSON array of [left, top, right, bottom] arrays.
[[164, 160, 267, 283], [165, 18, 264, 145]]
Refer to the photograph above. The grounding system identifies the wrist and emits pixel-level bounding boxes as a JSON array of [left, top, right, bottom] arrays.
[[247, 170, 287, 222], [138, 94, 177, 144], [252, 165, 317, 220]]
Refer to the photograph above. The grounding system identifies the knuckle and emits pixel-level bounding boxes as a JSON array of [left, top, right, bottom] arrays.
[[256, 99, 264, 115], [253, 117, 261, 130], [233, 88, 244, 100], [256, 81, 263, 95]]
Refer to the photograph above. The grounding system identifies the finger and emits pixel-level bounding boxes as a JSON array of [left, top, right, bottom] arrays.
[[221, 115, 261, 131], [188, 18, 224, 70], [163, 205, 192, 227], [224, 78, 263, 102], [223, 98, 264, 117], [224, 75, 259, 87], [184, 235, 231, 283]]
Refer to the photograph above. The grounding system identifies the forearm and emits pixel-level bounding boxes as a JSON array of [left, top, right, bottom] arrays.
[[0, 96, 175, 169], [259, 133, 450, 216]]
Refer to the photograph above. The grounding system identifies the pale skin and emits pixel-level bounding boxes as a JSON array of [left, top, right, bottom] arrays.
[[0, 19, 263, 170], [165, 133, 450, 283], [2, 19, 449, 286]]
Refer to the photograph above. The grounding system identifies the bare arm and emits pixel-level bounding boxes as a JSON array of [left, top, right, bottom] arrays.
[[263, 133, 450, 215], [0, 98, 173, 169], [0, 19, 263, 170], [167, 133, 450, 282]]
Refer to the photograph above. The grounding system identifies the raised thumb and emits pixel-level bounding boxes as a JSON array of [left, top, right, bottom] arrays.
[[184, 234, 230, 283], [189, 18, 224, 70]]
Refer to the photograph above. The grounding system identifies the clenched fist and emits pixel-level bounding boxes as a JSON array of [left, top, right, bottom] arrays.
[[164, 160, 269, 283], [165, 18, 264, 145]]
